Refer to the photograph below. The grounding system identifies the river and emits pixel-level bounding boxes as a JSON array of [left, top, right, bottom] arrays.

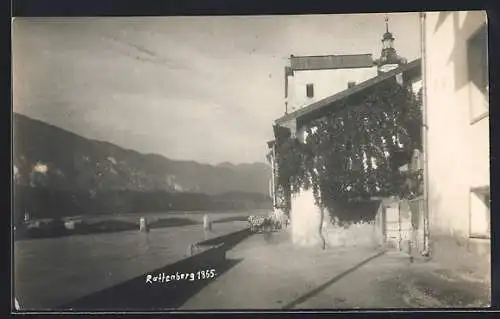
[[14, 210, 264, 310]]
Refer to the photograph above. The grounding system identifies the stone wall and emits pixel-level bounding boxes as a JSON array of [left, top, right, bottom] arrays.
[[289, 187, 382, 248], [289, 187, 324, 247]]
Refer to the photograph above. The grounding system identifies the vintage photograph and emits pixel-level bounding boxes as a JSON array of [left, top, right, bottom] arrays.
[[12, 11, 490, 311]]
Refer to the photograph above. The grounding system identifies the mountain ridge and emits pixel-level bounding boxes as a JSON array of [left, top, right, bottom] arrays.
[[13, 113, 271, 196]]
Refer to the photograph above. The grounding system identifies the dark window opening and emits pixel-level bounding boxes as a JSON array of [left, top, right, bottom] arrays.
[[306, 83, 314, 98]]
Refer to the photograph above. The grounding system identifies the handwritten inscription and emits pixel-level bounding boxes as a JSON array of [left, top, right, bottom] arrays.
[[146, 269, 217, 284]]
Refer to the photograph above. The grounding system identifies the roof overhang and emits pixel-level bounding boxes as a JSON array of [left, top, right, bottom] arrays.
[[275, 58, 421, 127]]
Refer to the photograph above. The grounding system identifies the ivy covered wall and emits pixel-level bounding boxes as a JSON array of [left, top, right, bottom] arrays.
[[274, 78, 423, 224]]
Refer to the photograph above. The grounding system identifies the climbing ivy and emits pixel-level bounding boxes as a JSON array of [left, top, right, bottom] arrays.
[[275, 80, 423, 214]]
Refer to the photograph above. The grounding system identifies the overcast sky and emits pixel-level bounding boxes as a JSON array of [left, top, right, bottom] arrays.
[[12, 13, 420, 165]]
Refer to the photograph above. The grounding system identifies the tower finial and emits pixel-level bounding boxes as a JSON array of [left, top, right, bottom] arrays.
[[385, 14, 389, 33]]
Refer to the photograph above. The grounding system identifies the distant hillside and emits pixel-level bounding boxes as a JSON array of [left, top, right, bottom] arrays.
[[12, 113, 272, 196]]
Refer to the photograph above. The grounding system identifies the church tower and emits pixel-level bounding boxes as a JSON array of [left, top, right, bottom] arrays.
[[374, 15, 407, 74]]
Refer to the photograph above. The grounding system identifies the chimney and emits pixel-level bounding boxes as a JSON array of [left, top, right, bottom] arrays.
[[348, 81, 356, 89]]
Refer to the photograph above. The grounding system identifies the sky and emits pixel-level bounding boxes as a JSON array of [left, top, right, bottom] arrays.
[[12, 13, 420, 165]]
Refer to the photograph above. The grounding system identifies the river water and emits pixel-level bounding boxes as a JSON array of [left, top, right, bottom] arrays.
[[13, 210, 263, 310]]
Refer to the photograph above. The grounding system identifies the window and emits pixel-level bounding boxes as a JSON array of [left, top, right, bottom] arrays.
[[469, 186, 490, 239], [306, 83, 314, 98], [467, 24, 489, 123]]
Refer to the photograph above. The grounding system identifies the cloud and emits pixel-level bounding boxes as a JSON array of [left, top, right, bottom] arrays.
[[12, 14, 420, 164]]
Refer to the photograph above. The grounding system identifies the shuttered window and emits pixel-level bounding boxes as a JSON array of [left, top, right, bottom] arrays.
[[306, 83, 314, 98]]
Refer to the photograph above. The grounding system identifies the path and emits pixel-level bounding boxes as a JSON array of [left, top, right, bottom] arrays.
[[181, 232, 384, 309], [181, 231, 491, 309]]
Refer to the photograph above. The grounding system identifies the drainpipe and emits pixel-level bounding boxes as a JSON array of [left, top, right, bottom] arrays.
[[420, 12, 431, 257], [272, 145, 277, 209]]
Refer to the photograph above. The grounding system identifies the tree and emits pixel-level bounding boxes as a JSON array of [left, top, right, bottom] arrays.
[[275, 80, 422, 228]]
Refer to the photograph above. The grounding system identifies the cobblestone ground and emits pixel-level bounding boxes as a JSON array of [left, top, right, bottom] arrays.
[[181, 231, 491, 310], [294, 252, 490, 309]]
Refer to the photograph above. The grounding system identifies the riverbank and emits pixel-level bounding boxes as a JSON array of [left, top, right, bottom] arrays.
[[14, 213, 252, 241], [14, 221, 249, 309]]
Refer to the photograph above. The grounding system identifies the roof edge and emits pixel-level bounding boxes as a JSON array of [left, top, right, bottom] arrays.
[[275, 58, 421, 125]]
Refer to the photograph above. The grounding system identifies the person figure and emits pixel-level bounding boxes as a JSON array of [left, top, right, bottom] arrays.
[[139, 217, 149, 232], [203, 214, 212, 240], [188, 243, 198, 256]]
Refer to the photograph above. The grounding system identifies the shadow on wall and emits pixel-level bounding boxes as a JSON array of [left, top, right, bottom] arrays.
[[445, 11, 487, 92], [434, 12, 453, 33]]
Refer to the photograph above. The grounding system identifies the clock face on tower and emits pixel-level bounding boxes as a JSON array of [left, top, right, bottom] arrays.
[[378, 64, 399, 73]]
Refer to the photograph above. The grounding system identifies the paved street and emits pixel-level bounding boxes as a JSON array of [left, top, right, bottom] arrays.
[[181, 231, 490, 309]]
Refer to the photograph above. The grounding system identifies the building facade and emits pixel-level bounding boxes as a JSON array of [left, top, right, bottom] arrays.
[[266, 12, 490, 281], [284, 17, 410, 114], [286, 65, 378, 113], [268, 16, 423, 247], [424, 11, 490, 270]]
